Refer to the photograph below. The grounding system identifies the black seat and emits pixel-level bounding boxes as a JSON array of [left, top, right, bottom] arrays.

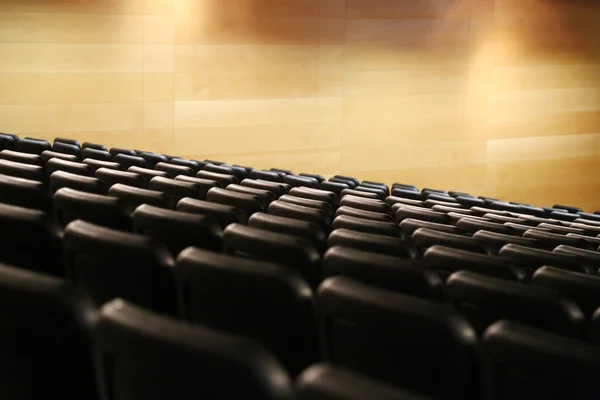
[[446, 271, 584, 337], [537, 222, 586, 235], [132, 205, 222, 255], [329, 177, 357, 189], [96, 167, 145, 189], [455, 195, 486, 208], [532, 266, 600, 319], [393, 182, 419, 191], [127, 166, 168, 185], [241, 178, 288, 197], [41, 150, 79, 163], [81, 147, 112, 161], [335, 206, 393, 222], [268, 200, 331, 231], [553, 245, 600, 266], [283, 174, 320, 189], [427, 193, 458, 203], [64, 220, 177, 315], [279, 194, 332, 214], [0, 264, 97, 400], [0, 174, 52, 211], [517, 204, 549, 217], [456, 217, 514, 235], [332, 215, 400, 237], [412, 228, 486, 254], [288, 187, 336, 207], [169, 158, 201, 172], [354, 185, 387, 200], [565, 233, 600, 248], [108, 147, 136, 158], [94, 299, 293, 400], [553, 204, 582, 214], [362, 180, 389, 194], [482, 320, 600, 400], [395, 205, 449, 224], [473, 230, 539, 252], [319, 181, 349, 197], [204, 163, 235, 177], [47, 158, 93, 177], [54, 137, 80, 147], [569, 222, 600, 236], [52, 141, 81, 159], [0, 133, 18, 151], [54, 188, 131, 230], [0, 149, 45, 167], [0, 203, 64, 276], [248, 212, 326, 252], [114, 153, 148, 170], [49, 170, 105, 194], [108, 183, 172, 211], [177, 197, 247, 228], [300, 172, 325, 183], [327, 229, 416, 258], [207, 187, 264, 215], [0, 159, 47, 183], [431, 204, 472, 214], [155, 161, 194, 178], [471, 206, 511, 217], [400, 218, 462, 235], [17, 138, 52, 155], [333, 175, 360, 187], [323, 246, 441, 299], [175, 248, 318, 375], [340, 188, 379, 200], [523, 229, 591, 250], [139, 152, 168, 168], [226, 183, 275, 205], [550, 210, 580, 222], [424, 246, 527, 282], [340, 196, 391, 215], [81, 141, 107, 151], [148, 176, 204, 201], [489, 201, 522, 214], [196, 170, 238, 187], [223, 223, 321, 288], [296, 363, 432, 400], [499, 244, 593, 275], [386, 196, 426, 208], [82, 158, 122, 173], [316, 276, 479, 400], [391, 187, 424, 201], [249, 169, 282, 182], [578, 213, 600, 222], [173, 176, 222, 196], [482, 213, 528, 225]]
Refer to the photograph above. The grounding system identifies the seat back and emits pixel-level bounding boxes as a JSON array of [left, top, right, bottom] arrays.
[[148, 176, 205, 201], [207, 187, 265, 215], [0, 159, 48, 183], [17, 138, 51, 155], [332, 215, 400, 237], [155, 161, 194, 178], [41, 150, 79, 163], [336, 206, 393, 222], [96, 168, 145, 189], [248, 212, 326, 252], [328, 228, 416, 258], [196, 170, 238, 187], [108, 183, 172, 211], [412, 228, 486, 254], [0, 173, 52, 211], [499, 244, 593, 274], [282, 174, 320, 189], [177, 197, 247, 228], [54, 188, 131, 230], [82, 147, 112, 161], [242, 178, 288, 197], [268, 200, 331, 231], [0, 149, 45, 167], [50, 170, 105, 194]]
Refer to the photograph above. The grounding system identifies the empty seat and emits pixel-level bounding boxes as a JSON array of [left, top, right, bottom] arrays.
[[0, 133, 18, 151], [296, 363, 431, 400], [148, 176, 204, 201], [569, 222, 600, 236], [550, 210, 580, 222], [223, 223, 321, 288], [327, 229, 416, 258], [114, 153, 148, 170], [82, 147, 112, 161], [81, 141, 106, 151], [354, 186, 387, 200], [340, 196, 391, 215], [288, 187, 336, 207], [0, 174, 52, 211], [82, 159, 123, 174], [127, 165, 168, 185], [396, 205, 449, 224], [241, 178, 288, 198], [300, 172, 325, 183], [132, 205, 221, 255], [340, 188, 379, 200], [577, 212, 600, 223], [335, 206, 393, 222], [175, 248, 318, 375], [431, 204, 471, 215], [393, 182, 419, 191], [482, 320, 600, 400], [412, 228, 485, 254], [0, 149, 45, 167], [332, 215, 400, 237], [319, 181, 349, 197], [0, 159, 47, 183], [279, 194, 332, 214], [54, 137, 80, 146], [553, 204, 582, 214], [532, 267, 600, 319], [283, 174, 320, 189], [227, 183, 275, 205], [94, 299, 292, 400], [424, 246, 527, 282], [177, 197, 247, 228], [169, 158, 201, 172], [455, 195, 486, 208], [316, 276, 479, 400], [385, 196, 426, 208], [333, 175, 360, 187], [207, 187, 264, 215], [323, 246, 441, 299], [523, 229, 591, 250], [52, 141, 81, 159], [268, 200, 331, 231], [400, 218, 462, 235], [46, 158, 93, 177], [54, 188, 131, 230], [565, 233, 600, 248], [249, 169, 282, 182], [40, 150, 79, 163], [473, 230, 539, 252], [49, 170, 105, 194], [471, 206, 510, 217], [196, 170, 238, 187], [139, 152, 168, 168], [490, 201, 522, 214], [0, 203, 64, 276], [155, 162, 194, 179], [108, 147, 136, 158], [446, 271, 584, 337], [421, 188, 447, 197], [17, 138, 52, 155], [361, 180, 390, 193], [108, 183, 172, 211], [96, 167, 145, 189], [248, 212, 326, 252], [483, 213, 530, 225], [329, 177, 357, 189], [499, 244, 593, 275], [392, 187, 424, 201], [0, 264, 97, 400], [553, 245, 600, 266], [64, 220, 177, 315], [427, 193, 459, 204], [456, 217, 514, 235]]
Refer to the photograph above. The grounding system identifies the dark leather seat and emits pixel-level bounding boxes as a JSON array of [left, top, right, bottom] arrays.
[[569, 222, 600, 236], [523, 229, 591, 250], [0, 203, 64, 276], [553, 204, 582, 214], [175, 248, 318, 375], [340, 196, 391, 215], [177, 197, 247, 228], [207, 187, 264, 215], [54, 188, 131, 230], [354, 185, 387, 200], [553, 245, 600, 266], [482, 320, 600, 400], [283, 174, 320, 189], [296, 363, 432, 400], [412, 228, 486, 254], [113, 153, 148, 170], [196, 170, 238, 187], [430, 204, 471, 214], [279, 194, 333, 214], [385, 196, 426, 208], [565, 233, 600, 248], [41, 150, 79, 164], [392, 182, 419, 191], [0, 159, 48, 183], [392, 187, 424, 201], [248, 212, 326, 252], [340, 188, 379, 200], [82, 147, 112, 161], [169, 158, 201, 172], [400, 218, 462, 235], [0, 173, 52, 211], [427, 193, 459, 204], [577, 212, 600, 222], [446, 271, 584, 337], [327, 229, 416, 258], [223, 223, 321, 288], [323, 246, 441, 299], [471, 206, 511, 217], [81, 141, 107, 151], [361, 180, 390, 194], [457, 217, 514, 235], [473, 230, 539, 252], [96, 167, 145, 189], [550, 210, 580, 222], [46, 158, 94, 177], [17, 138, 52, 155], [499, 244, 593, 275], [155, 161, 194, 178], [335, 206, 393, 222], [54, 137, 80, 147], [108, 183, 172, 211], [108, 147, 136, 158], [249, 169, 282, 182], [241, 178, 288, 197], [269, 200, 331, 231], [128, 166, 169, 184], [94, 299, 293, 400], [329, 177, 356, 189], [0, 149, 45, 167], [52, 141, 81, 159], [316, 276, 479, 400], [482, 213, 529, 225], [455, 195, 486, 208], [132, 204, 222, 255], [300, 172, 325, 183], [319, 180, 349, 197], [148, 176, 205, 201], [64, 220, 177, 315], [227, 183, 275, 205], [395, 205, 449, 224], [139, 152, 168, 168], [0, 133, 18, 151], [50, 170, 105, 194], [333, 175, 360, 187], [288, 187, 336, 207], [0, 264, 97, 400], [332, 215, 400, 237], [489, 201, 522, 214]]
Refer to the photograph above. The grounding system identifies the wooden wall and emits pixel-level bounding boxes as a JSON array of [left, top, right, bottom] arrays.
[[1, 0, 599, 210]]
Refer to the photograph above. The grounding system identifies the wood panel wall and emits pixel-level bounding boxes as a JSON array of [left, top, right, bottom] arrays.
[[1, 0, 599, 210]]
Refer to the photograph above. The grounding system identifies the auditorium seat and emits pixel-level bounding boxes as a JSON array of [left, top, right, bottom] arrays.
[[169, 158, 201, 173], [174, 175, 221, 193], [41, 150, 79, 163], [0, 264, 97, 400], [335, 206, 393, 222], [132, 205, 222, 255], [248, 212, 327, 252], [17, 138, 51, 155], [553, 245, 600, 266], [327, 229, 416, 258], [82, 147, 112, 161], [83, 159, 122, 175], [96, 167, 145, 189], [455, 195, 486, 208], [333, 175, 360, 187], [456, 218, 514, 235], [279, 194, 333, 215], [296, 363, 432, 400], [400, 218, 462, 235], [288, 187, 336, 207], [392, 182, 419, 191], [482, 320, 600, 400], [63, 220, 177, 315], [499, 244, 594, 274], [139, 152, 168, 168], [0, 133, 18, 151], [94, 299, 293, 400], [0, 159, 47, 183], [385, 196, 426, 208], [49, 170, 105, 194], [175, 248, 318, 375], [472, 230, 539, 253], [0, 149, 45, 167], [330, 177, 357, 189], [47, 158, 93, 177], [431, 204, 473, 214], [523, 229, 591, 250], [319, 180, 349, 197], [0, 174, 52, 211], [392, 187, 424, 201], [177, 197, 247, 228], [108, 147, 136, 158], [269, 200, 331, 231], [249, 169, 282, 182], [300, 172, 325, 183], [565, 233, 600, 248], [223, 223, 321, 288], [196, 170, 238, 187], [54, 137, 80, 147], [113, 153, 148, 170], [270, 167, 293, 176], [148, 176, 205, 201], [228, 183, 275, 205], [396, 205, 450, 224], [207, 187, 264, 215], [52, 141, 81, 159], [242, 178, 288, 198], [340, 196, 391, 215], [316, 276, 479, 400], [54, 188, 131, 230], [353, 185, 387, 200], [577, 212, 600, 222], [446, 271, 584, 337], [323, 246, 442, 299], [570, 222, 600, 236], [340, 188, 379, 200], [283, 174, 320, 189], [155, 161, 194, 178], [550, 210, 580, 222], [332, 215, 400, 237], [412, 228, 486, 254], [108, 183, 172, 211], [361, 180, 390, 194]]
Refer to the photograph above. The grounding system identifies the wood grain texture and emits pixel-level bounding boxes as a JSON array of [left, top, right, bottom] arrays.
[[0, 0, 599, 210]]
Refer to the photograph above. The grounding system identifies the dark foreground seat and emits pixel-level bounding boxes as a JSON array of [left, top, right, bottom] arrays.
[[94, 299, 293, 400], [175, 248, 318, 375], [0, 264, 97, 400], [0, 173, 52, 211], [54, 188, 131, 230]]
